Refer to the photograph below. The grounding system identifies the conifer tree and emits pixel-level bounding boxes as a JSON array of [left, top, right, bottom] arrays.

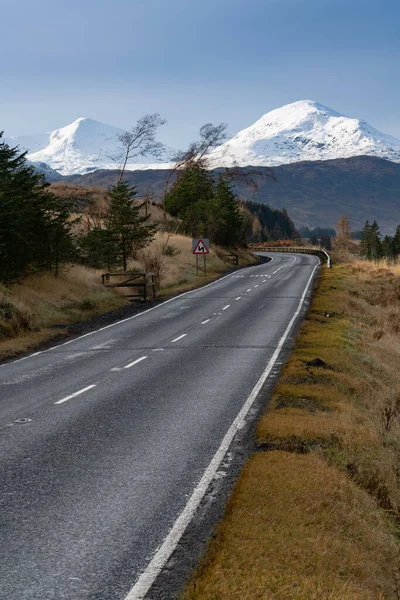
[[392, 225, 400, 259], [382, 235, 394, 260], [107, 181, 156, 271], [360, 221, 372, 259], [0, 132, 72, 280], [369, 220, 382, 260]]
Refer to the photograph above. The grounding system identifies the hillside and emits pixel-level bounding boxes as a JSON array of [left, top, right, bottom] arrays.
[[208, 99, 400, 167], [5, 100, 400, 177], [64, 156, 400, 233]]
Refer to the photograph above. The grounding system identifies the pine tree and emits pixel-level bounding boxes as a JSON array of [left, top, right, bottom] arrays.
[[369, 220, 382, 261], [382, 235, 394, 260], [392, 225, 400, 259], [78, 227, 119, 270], [320, 235, 332, 250], [107, 181, 156, 271], [0, 132, 72, 280], [210, 176, 244, 246], [310, 235, 319, 246], [359, 221, 372, 259]]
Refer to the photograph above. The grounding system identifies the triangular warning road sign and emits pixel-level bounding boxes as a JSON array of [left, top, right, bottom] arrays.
[[193, 239, 209, 255]]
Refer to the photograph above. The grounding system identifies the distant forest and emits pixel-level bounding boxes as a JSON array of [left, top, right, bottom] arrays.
[[241, 200, 299, 242]]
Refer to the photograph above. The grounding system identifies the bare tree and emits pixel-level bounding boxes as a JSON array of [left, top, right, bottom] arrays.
[[163, 122, 228, 201], [117, 113, 166, 183]]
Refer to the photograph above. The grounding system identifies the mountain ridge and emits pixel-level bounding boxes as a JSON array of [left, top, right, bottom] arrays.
[[61, 155, 400, 234], [5, 100, 400, 176]]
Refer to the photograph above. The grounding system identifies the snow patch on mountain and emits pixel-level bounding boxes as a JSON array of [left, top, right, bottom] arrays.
[[208, 100, 400, 167], [5, 101, 400, 175], [5, 118, 169, 176]]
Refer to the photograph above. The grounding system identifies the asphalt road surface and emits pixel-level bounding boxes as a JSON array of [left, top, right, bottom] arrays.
[[0, 252, 319, 600]]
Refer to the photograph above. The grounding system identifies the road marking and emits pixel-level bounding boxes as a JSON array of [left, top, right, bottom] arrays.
[[201, 319, 210, 324], [254, 285, 259, 288], [171, 334, 187, 343], [55, 384, 97, 405], [1, 268, 241, 369], [110, 367, 123, 372], [246, 289, 252, 292], [236, 296, 241, 300], [222, 305, 230, 310], [124, 356, 148, 369], [124, 257, 320, 600]]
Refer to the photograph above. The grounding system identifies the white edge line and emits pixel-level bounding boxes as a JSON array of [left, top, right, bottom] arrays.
[[171, 334, 187, 343], [0, 270, 238, 370], [124, 356, 148, 369], [55, 384, 97, 405], [124, 256, 320, 600]]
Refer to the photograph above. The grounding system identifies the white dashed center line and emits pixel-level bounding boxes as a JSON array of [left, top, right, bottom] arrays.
[[201, 319, 210, 324], [55, 384, 97, 405], [236, 296, 241, 300], [246, 289, 252, 292], [222, 305, 230, 310], [171, 334, 187, 343], [254, 285, 259, 288], [124, 356, 148, 369]]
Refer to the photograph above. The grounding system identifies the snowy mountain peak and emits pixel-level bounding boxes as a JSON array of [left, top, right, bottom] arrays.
[[4, 117, 168, 176], [4, 101, 400, 175], [208, 100, 400, 167]]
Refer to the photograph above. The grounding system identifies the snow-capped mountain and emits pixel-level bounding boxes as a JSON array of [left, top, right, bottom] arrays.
[[5, 101, 400, 176], [208, 100, 400, 167], [5, 117, 169, 176]]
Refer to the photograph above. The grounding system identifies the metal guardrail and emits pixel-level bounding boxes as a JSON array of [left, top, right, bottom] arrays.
[[249, 246, 332, 268], [102, 272, 157, 300]]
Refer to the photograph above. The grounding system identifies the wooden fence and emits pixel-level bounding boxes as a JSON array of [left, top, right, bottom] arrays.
[[102, 272, 157, 300]]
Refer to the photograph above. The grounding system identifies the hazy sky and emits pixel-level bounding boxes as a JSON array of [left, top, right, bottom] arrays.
[[2, 0, 399, 147]]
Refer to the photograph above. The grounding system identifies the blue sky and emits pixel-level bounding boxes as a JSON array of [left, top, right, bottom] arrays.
[[1, 0, 399, 147]]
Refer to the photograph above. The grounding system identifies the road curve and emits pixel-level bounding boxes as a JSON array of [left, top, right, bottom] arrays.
[[0, 252, 319, 600]]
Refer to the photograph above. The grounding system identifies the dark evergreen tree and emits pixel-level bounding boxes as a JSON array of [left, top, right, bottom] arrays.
[[107, 181, 156, 271], [209, 176, 244, 246], [359, 221, 372, 259], [369, 220, 382, 260], [77, 227, 119, 270], [382, 235, 394, 260], [320, 235, 332, 250], [392, 225, 400, 259], [310, 235, 319, 246], [0, 132, 72, 280]]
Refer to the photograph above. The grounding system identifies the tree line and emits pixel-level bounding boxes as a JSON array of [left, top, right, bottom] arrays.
[[0, 114, 300, 282], [359, 220, 400, 260]]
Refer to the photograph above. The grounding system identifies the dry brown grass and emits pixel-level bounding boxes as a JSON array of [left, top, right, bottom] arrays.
[[183, 452, 398, 600], [183, 257, 400, 599], [0, 266, 126, 359], [0, 234, 256, 359]]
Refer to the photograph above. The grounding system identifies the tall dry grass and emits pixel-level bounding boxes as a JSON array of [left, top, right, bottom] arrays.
[[182, 257, 400, 599]]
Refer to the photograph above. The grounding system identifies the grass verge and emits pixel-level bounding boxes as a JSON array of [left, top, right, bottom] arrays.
[[182, 260, 400, 599], [0, 234, 256, 360]]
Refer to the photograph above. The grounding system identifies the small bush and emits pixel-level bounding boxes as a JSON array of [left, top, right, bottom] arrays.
[[163, 245, 181, 257]]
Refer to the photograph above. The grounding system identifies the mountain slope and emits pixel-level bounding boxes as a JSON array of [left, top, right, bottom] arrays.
[[5, 118, 169, 176], [64, 156, 400, 233], [208, 100, 400, 167]]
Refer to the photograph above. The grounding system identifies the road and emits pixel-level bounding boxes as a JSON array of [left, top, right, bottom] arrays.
[[0, 252, 319, 600]]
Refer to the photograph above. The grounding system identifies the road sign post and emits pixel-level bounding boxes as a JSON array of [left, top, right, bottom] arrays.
[[192, 238, 210, 275]]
